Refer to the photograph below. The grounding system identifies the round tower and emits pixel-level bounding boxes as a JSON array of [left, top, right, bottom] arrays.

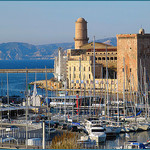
[[74, 17, 89, 49]]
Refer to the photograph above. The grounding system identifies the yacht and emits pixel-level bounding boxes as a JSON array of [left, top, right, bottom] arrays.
[[137, 123, 149, 131], [84, 118, 106, 143]]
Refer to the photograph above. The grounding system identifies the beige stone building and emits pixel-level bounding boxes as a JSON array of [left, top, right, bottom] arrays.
[[67, 43, 117, 91]]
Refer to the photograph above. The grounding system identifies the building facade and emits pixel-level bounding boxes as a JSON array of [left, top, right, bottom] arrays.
[[117, 28, 150, 92], [54, 17, 150, 93]]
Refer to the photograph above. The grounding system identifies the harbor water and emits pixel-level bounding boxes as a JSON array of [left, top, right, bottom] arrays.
[[98, 130, 150, 149], [0, 60, 54, 97]]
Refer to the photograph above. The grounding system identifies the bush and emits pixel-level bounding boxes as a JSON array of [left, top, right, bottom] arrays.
[[50, 132, 80, 149]]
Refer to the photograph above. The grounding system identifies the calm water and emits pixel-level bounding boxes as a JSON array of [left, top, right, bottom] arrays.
[[99, 130, 150, 149], [0, 59, 54, 69], [0, 60, 54, 97]]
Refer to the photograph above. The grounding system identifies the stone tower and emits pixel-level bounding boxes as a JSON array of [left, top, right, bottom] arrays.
[[117, 28, 150, 92], [74, 17, 89, 49]]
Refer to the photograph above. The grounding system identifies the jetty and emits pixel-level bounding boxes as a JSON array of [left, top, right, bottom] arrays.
[[0, 68, 54, 73]]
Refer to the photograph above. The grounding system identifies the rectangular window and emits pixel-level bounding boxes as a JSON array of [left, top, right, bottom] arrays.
[[130, 68, 132, 72]]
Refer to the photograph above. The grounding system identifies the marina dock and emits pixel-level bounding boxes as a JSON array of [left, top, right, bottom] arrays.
[[0, 68, 54, 73]]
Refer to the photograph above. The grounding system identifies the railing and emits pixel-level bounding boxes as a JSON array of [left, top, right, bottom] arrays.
[[0, 119, 42, 130]]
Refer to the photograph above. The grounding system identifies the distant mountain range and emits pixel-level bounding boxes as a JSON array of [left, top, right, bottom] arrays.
[[0, 37, 116, 60]]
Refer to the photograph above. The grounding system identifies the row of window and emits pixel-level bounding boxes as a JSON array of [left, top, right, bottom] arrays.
[[87, 52, 117, 55], [69, 66, 91, 72], [69, 74, 91, 79], [96, 57, 117, 60], [69, 83, 117, 88]]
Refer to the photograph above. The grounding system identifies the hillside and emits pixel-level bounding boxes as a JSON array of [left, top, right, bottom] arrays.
[[0, 37, 116, 60]]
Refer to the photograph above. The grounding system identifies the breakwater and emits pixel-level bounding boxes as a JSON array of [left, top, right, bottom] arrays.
[[0, 68, 54, 73]]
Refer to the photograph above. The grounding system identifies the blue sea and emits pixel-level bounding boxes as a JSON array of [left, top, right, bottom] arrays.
[[0, 60, 54, 97]]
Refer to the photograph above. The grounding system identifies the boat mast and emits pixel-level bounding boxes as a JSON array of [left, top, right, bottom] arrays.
[[79, 57, 81, 121], [45, 66, 48, 118], [25, 69, 28, 149], [83, 74, 86, 116], [101, 66, 103, 115], [123, 57, 125, 120], [144, 67, 147, 121], [140, 59, 143, 104], [93, 36, 96, 115], [73, 68, 75, 95], [132, 75, 137, 122], [106, 45, 109, 120], [117, 74, 119, 125], [7, 73, 9, 121], [34, 71, 36, 115]]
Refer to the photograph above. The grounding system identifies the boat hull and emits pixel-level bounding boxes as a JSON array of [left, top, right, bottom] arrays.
[[90, 134, 106, 143]]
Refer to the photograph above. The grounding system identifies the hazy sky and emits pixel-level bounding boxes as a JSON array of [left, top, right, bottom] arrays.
[[0, 1, 150, 45]]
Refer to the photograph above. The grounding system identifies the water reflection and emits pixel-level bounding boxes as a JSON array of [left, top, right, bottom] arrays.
[[97, 131, 150, 149]]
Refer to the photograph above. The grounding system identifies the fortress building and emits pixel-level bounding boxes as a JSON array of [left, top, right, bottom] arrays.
[[54, 17, 150, 93], [67, 17, 117, 91], [117, 28, 150, 92]]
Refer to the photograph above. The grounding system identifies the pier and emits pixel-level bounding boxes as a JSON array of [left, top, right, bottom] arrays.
[[0, 68, 54, 73]]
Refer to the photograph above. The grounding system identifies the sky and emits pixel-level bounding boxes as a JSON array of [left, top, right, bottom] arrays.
[[0, 1, 150, 45]]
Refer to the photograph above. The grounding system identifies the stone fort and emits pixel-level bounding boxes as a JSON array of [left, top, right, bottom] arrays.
[[54, 17, 150, 93]]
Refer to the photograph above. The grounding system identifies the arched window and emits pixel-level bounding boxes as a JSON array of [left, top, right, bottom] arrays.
[[102, 57, 105, 60], [98, 57, 101, 60], [74, 66, 76, 71]]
